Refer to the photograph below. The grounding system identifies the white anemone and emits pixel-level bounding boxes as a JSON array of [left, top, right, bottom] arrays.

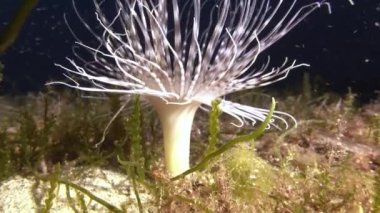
[[49, 0, 329, 176]]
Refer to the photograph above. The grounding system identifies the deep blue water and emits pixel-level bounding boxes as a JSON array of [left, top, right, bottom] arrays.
[[0, 0, 379, 100]]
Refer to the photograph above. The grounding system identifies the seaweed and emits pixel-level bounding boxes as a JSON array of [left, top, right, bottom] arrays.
[[0, 87, 378, 212], [204, 99, 222, 156], [373, 169, 380, 213]]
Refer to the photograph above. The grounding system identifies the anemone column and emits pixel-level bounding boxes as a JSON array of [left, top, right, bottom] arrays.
[[148, 97, 200, 176]]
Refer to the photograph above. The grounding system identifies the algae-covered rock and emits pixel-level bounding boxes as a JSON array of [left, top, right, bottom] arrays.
[[0, 167, 154, 212]]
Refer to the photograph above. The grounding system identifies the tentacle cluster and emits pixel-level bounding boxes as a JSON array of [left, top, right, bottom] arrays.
[[49, 0, 330, 129]]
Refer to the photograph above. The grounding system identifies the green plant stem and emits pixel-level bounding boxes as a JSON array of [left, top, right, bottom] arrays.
[[373, 169, 380, 213], [171, 98, 276, 181], [131, 174, 144, 213], [205, 99, 222, 156], [60, 179, 123, 213], [37, 176, 123, 213], [65, 185, 80, 213], [0, 0, 39, 54], [0, 62, 3, 82]]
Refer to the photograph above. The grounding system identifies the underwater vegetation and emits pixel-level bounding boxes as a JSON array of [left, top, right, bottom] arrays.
[[0, 83, 379, 211], [50, 0, 330, 176]]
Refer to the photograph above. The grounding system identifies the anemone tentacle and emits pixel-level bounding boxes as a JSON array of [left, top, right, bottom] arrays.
[[51, 0, 329, 127]]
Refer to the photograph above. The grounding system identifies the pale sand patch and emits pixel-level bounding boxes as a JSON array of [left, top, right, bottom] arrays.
[[0, 167, 155, 212]]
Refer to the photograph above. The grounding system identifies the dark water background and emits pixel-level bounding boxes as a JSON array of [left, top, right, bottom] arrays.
[[0, 0, 379, 101]]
